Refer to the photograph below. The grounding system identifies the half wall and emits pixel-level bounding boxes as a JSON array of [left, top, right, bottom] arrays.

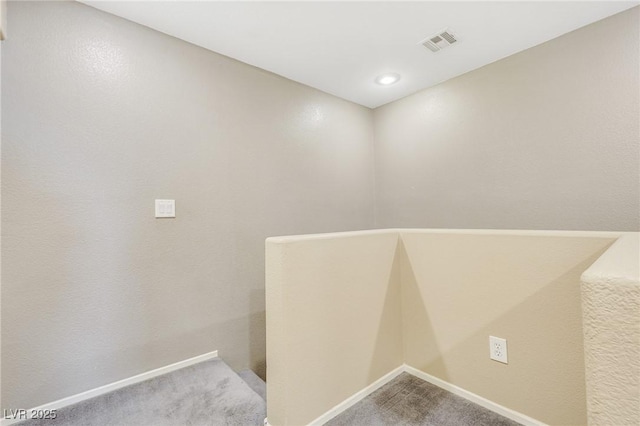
[[266, 229, 627, 425]]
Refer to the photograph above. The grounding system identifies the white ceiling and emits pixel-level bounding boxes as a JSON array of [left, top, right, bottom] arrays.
[[81, 1, 638, 108]]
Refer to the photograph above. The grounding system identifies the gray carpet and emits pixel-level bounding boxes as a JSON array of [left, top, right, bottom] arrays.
[[325, 373, 521, 426], [18, 358, 265, 426], [238, 370, 266, 401]]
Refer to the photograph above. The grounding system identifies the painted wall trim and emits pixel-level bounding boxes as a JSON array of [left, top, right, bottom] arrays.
[[267, 364, 547, 426], [1, 350, 219, 425], [404, 365, 547, 426], [267, 228, 622, 244]]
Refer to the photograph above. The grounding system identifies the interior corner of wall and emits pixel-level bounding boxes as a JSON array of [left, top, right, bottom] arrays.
[[393, 231, 412, 365], [265, 242, 288, 426]]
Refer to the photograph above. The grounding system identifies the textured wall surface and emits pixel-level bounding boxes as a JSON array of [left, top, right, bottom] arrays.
[[265, 229, 622, 425], [0, 24, 3, 413], [1, 1, 374, 410], [400, 230, 618, 425], [581, 233, 640, 426], [0, 0, 6, 40], [266, 230, 403, 426], [373, 7, 639, 231], [3, 0, 639, 415]]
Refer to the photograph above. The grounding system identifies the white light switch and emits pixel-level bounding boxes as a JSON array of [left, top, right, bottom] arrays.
[[155, 199, 175, 218]]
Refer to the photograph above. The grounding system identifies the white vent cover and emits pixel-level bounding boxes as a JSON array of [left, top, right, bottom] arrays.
[[421, 28, 458, 52]]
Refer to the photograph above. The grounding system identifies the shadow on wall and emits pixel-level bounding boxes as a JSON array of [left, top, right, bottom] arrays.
[[265, 230, 623, 426], [368, 236, 404, 384], [399, 238, 450, 384], [250, 288, 267, 380], [470, 259, 597, 426], [401, 234, 614, 425]]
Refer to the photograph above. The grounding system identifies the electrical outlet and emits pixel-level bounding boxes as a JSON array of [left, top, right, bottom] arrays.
[[489, 336, 508, 364]]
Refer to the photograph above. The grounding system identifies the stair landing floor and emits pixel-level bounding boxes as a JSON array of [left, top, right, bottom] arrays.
[[17, 358, 265, 426], [325, 372, 521, 426]]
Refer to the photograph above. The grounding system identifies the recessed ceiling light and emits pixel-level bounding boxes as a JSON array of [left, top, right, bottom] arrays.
[[375, 73, 401, 86]]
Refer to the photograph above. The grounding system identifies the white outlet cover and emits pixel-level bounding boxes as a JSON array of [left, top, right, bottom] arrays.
[[489, 336, 508, 364], [155, 199, 176, 218]]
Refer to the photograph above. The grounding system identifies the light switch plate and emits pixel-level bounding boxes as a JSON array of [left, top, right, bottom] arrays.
[[155, 199, 175, 218]]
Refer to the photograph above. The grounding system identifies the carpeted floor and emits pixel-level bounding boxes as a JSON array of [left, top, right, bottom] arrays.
[[238, 369, 267, 401], [325, 372, 521, 426], [17, 363, 520, 426], [18, 358, 265, 426]]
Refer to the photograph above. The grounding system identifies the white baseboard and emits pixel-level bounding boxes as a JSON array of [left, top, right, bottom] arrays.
[[404, 365, 546, 426], [275, 364, 546, 426], [7, 356, 545, 426], [306, 365, 405, 426], [1, 350, 219, 426]]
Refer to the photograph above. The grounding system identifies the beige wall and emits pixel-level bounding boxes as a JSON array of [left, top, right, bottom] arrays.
[[0, 12, 3, 413], [374, 7, 639, 231], [1, 1, 375, 410], [266, 231, 403, 426], [3, 0, 639, 416], [581, 233, 640, 426], [265, 229, 621, 426], [400, 230, 617, 425], [0, 0, 6, 40]]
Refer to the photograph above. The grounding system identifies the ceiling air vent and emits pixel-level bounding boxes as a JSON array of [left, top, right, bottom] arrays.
[[421, 29, 458, 52]]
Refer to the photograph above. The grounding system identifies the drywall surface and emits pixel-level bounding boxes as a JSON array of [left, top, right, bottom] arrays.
[[265, 229, 621, 425], [1, 1, 375, 410], [266, 230, 403, 426], [373, 7, 640, 231], [581, 233, 640, 426], [0, 25, 3, 415], [400, 230, 618, 425], [0, 0, 6, 40]]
